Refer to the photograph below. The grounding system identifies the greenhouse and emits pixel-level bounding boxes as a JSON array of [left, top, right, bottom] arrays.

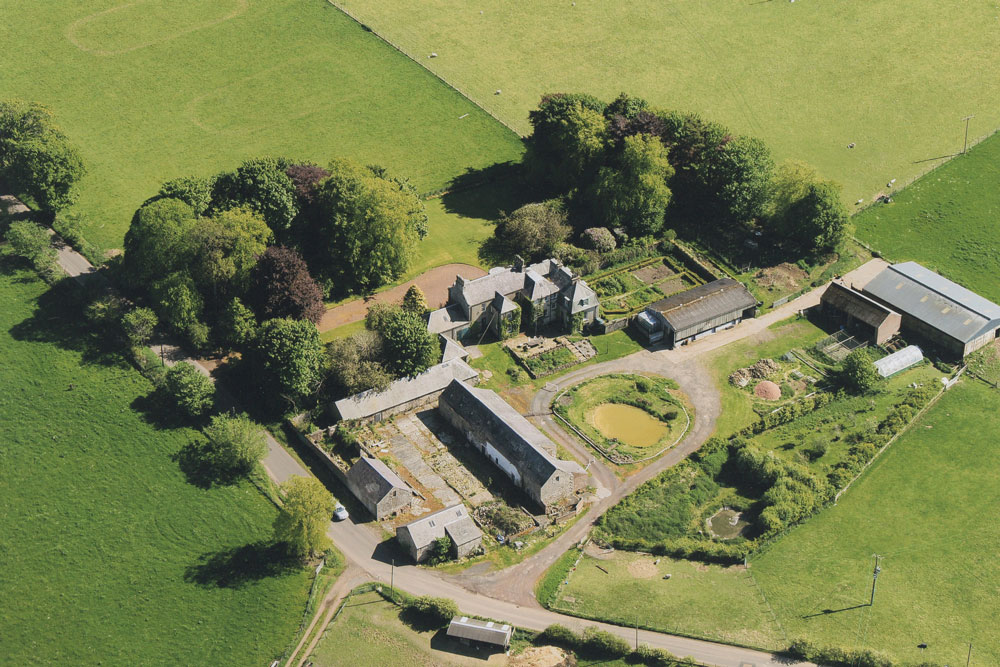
[[874, 345, 924, 378]]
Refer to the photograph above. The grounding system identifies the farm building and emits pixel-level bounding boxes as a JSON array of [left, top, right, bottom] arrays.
[[333, 358, 478, 424], [819, 281, 902, 345], [874, 345, 924, 378], [637, 278, 757, 347], [428, 257, 598, 340], [344, 456, 414, 520], [861, 262, 1000, 358], [395, 504, 482, 562], [438, 380, 586, 512], [447, 617, 513, 651]]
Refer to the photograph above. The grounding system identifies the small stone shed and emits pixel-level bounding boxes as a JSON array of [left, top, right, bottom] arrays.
[[447, 616, 513, 651], [333, 359, 478, 424], [396, 504, 482, 563], [345, 456, 413, 520]]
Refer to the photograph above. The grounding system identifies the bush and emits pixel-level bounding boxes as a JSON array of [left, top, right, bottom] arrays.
[[789, 638, 893, 667], [426, 535, 453, 565], [404, 595, 459, 628], [535, 624, 578, 650], [5, 220, 57, 276], [580, 627, 630, 659], [635, 377, 654, 393], [121, 307, 157, 349], [634, 643, 683, 667], [581, 226, 616, 253], [163, 362, 215, 419], [803, 440, 827, 461]]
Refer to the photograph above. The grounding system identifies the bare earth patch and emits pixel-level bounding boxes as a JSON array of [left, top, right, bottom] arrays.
[[755, 262, 808, 290], [508, 646, 574, 667], [754, 380, 781, 400], [627, 558, 658, 579], [633, 262, 674, 284]]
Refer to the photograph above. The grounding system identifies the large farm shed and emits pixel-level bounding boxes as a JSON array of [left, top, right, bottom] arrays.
[[819, 281, 902, 345], [438, 380, 586, 512], [637, 278, 757, 347], [861, 262, 1000, 358], [333, 358, 478, 424]]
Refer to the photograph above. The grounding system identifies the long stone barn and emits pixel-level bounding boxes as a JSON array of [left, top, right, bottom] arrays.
[[438, 379, 587, 512], [860, 262, 1000, 358]]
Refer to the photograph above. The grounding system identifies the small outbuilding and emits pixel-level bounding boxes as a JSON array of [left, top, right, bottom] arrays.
[[345, 456, 414, 520], [447, 616, 513, 651], [639, 278, 757, 347], [395, 504, 483, 563], [819, 281, 901, 345]]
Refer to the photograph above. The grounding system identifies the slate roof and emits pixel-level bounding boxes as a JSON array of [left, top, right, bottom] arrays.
[[447, 617, 512, 647], [334, 359, 477, 421], [525, 270, 560, 300], [440, 336, 469, 363], [458, 267, 530, 307], [647, 278, 756, 332], [564, 280, 598, 314], [346, 456, 410, 508], [439, 380, 584, 486], [427, 304, 469, 335], [398, 504, 481, 550], [821, 281, 899, 329], [491, 292, 519, 315], [862, 262, 1000, 343]]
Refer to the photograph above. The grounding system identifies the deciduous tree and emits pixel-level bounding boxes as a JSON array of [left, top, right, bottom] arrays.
[[188, 206, 272, 304], [164, 362, 215, 419], [5, 220, 56, 272], [492, 201, 571, 261], [121, 307, 157, 348], [273, 476, 336, 558], [327, 331, 393, 396], [840, 348, 880, 395], [592, 133, 674, 237], [251, 318, 326, 405], [372, 307, 439, 377], [157, 176, 214, 215], [248, 246, 324, 324], [211, 157, 298, 233], [202, 413, 268, 477], [123, 198, 198, 285]]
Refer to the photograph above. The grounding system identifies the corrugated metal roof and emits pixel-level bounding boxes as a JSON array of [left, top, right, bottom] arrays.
[[862, 263, 1000, 343], [874, 345, 923, 378], [334, 359, 477, 421], [821, 282, 898, 329], [447, 617, 512, 646], [647, 278, 756, 332]]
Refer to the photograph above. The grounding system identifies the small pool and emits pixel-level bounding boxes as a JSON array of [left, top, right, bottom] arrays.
[[591, 403, 667, 448], [707, 508, 749, 540]]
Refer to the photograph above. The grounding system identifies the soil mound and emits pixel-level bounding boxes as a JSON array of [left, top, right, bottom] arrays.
[[754, 380, 781, 400]]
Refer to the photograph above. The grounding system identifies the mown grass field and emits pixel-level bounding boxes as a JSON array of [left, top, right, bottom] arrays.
[[854, 131, 1000, 303], [0, 0, 523, 259], [751, 379, 1000, 666], [0, 255, 312, 664], [336, 0, 1000, 205]]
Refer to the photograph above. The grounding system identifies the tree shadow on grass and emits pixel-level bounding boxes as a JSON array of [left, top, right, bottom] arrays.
[[129, 386, 197, 431], [184, 541, 298, 589], [173, 439, 247, 489], [439, 163, 531, 222], [398, 607, 448, 633]]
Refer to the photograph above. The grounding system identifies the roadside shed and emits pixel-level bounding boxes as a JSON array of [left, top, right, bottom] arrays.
[[641, 278, 757, 347], [345, 456, 413, 520], [447, 616, 513, 650]]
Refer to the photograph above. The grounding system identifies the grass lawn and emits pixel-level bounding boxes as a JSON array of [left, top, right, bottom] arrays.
[[0, 255, 313, 664], [703, 316, 829, 438], [334, 0, 1000, 205], [0, 0, 523, 256], [550, 551, 785, 651], [752, 379, 1000, 665], [854, 131, 1000, 303]]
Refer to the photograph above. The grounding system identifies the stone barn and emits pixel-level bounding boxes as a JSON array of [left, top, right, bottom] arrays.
[[396, 504, 482, 563], [861, 262, 1000, 358], [820, 281, 901, 345], [345, 456, 414, 520], [438, 380, 586, 512]]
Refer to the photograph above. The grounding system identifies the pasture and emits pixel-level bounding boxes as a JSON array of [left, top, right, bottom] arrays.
[[0, 256, 312, 664], [854, 131, 1000, 303], [335, 0, 1000, 204], [0, 0, 523, 256]]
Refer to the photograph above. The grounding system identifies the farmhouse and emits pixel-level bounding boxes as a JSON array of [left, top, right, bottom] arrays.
[[395, 504, 483, 562], [345, 456, 414, 520], [861, 262, 1000, 358], [447, 617, 513, 651], [819, 281, 902, 345], [636, 278, 757, 347], [333, 358, 478, 424], [428, 258, 598, 340], [438, 380, 586, 511]]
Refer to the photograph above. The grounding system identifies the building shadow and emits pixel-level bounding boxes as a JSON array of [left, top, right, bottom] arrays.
[[184, 541, 298, 589], [428, 630, 498, 661]]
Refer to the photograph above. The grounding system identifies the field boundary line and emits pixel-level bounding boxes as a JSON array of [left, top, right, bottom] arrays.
[[327, 1, 525, 138]]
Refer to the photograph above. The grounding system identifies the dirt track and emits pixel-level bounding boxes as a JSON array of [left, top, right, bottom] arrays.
[[318, 263, 486, 332]]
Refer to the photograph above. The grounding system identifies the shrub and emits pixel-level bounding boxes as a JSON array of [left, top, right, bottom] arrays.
[[426, 535, 453, 565], [164, 362, 215, 419], [121, 307, 157, 349], [404, 595, 459, 628], [803, 440, 827, 461], [580, 627, 630, 659], [789, 638, 893, 667], [634, 643, 682, 667], [635, 377, 654, 393], [5, 220, 57, 275], [581, 226, 616, 253], [535, 624, 578, 650]]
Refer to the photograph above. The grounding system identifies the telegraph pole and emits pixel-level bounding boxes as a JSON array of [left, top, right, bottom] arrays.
[[390, 559, 395, 601], [962, 115, 975, 154], [869, 554, 882, 606]]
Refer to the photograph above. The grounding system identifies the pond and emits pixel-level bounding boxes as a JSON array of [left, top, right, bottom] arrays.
[[707, 508, 749, 540], [590, 403, 667, 449]]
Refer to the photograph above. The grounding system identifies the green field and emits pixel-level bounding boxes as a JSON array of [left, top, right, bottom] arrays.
[[0, 0, 523, 257], [336, 0, 1000, 205], [551, 551, 784, 650], [752, 379, 1000, 665], [0, 256, 312, 664], [854, 131, 1000, 303]]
